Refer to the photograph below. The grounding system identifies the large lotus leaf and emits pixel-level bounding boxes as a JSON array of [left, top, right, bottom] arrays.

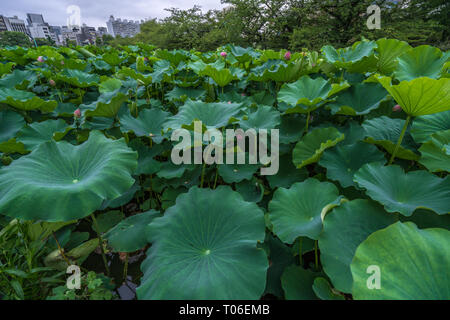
[[0, 69, 37, 89], [394, 45, 448, 81], [376, 76, 450, 116], [321, 41, 377, 71], [269, 178, 342, 243], [165, 86, 206, 102], [0, 62, 15, 76], [120, 108, 169, 143], [17, 119, 71, 151], [319, 142, 386, 188], [281, 265, 319, 300], [411, 110, 450, 143], [418, 130, 450, 172], [136, 186, 268, 300], [201, 66, 237, 87], [104, 210, 162, 252], [239, 105, 280, 131], [164, 100, 243, 131], [0, 131, 138, 221], [98, 78, 122, 93], [362, 116, 419, 160], [327, 83, 388, 116], [319, 199, 396, 293], [278, 76, 349, 109], [57, 69, 100, 88], [0, 88, 57, 112], [351, 222, 450, 300], [375, 38, 412, 75], [82, 90, 128, 118], [292, 127, 344, 169], [0, 110, 25, 143], [354, 163, 450, 216]]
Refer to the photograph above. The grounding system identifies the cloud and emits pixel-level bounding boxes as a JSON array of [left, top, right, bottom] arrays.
[[0, 0, 225, 28]]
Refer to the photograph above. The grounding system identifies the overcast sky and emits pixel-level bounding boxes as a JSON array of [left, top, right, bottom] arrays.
[[0, 0, 225, 28]]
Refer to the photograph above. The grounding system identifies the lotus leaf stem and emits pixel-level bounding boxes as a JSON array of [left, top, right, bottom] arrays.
[[91, 213, 110, 277], [388, 115, 411, 165]]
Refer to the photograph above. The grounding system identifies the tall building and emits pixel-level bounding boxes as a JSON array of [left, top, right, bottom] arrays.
[[0, 15, 11, 32], [106, 15, 140, 38], [6, 16, 28, 35], [26, 13, 45, 25]]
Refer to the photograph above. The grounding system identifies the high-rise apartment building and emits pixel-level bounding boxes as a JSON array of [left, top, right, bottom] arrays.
[[0, 15, 11, 32], [6, 16, 28, 35], [106, 15, 140, 38]]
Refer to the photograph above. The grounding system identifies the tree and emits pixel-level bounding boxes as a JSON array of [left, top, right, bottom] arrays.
[[0, 31, 31, 47]]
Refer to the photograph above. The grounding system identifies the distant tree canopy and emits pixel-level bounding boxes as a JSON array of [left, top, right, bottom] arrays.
[[108, 0, 449, 50], [0, 31, 31, 47]]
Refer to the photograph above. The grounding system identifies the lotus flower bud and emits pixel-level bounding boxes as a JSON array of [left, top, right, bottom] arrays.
[[228, 101, 231, 104], [220, 51, 227, 57], [74, 108, 82, 118], [37, 56, 44, 63], [241, 93, 246, 97], [392, 104, 402, 112], [49, 79, 56, 86], [61, 60, 65, 65], [284, 51, 291, 60]]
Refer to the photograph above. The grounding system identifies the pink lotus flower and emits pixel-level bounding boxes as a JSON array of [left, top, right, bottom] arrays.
[[392, 104, 402, 112], [74, 109, 82, 118], [241, 93, 246, 97], [284, 51, 291, 60], [37, 56, 44, 63], [220, 51, 227, 57], [228, 101, 232, 104], [49, 79, 56, 86], [61, 61, 65, 65]]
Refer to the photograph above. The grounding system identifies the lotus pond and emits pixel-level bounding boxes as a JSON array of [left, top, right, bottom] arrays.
[[0, 39, 449, 300]]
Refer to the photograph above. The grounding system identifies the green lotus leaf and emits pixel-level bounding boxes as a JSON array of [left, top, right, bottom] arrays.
[[104, 210, 162, 252], [136, 186, 268, 300], [354, 163, 450, 216], [120, 108, 169, 143], [363, 116, 420, 160], [57, 69, 100, 88], [201, 65, 238, 87], [269, 178, 342, 242], [411, 110, 450, 143], [394, 45, 448, 81], [17, 119, 71, 151], [164, 100, 243, 131], [0, 69, 37, 89], [0, 131, 138, 221], [92, 210, 124, 234], [98, 78, 122, 93], [327, 83, 388, 116], [351, 222, 450, 300], [281, 265, 319, 300], [156, 162, 195, 180], [319, 142, 386, 188], [292, 127, 345, 169], [278, 76, 349, 109], [266, 154, 308, 189], [81, 117, 114, 130], [165, 86, 206, 102], [82, 90, 128, 118], [0, 62, 15, 76], [312, 278, 345, 300], [102, 52, 127, 66], [0, 87, 57, 112], [239, 105, 280, 131], [130, 141, 164, 175], [322, 40, 377, 70], [218, 162, 259, 184], [375, 38, 412, 75], [418, 130, 450, 172], [376, 76, 450, 116], [0, 110, 25, 143], [319, 199, 396, 293], [235, 179, 264, 203], [0, 138, 27, 154]]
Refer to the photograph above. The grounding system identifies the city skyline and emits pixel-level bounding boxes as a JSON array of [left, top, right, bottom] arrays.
[[0, 0, 225, 28]]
